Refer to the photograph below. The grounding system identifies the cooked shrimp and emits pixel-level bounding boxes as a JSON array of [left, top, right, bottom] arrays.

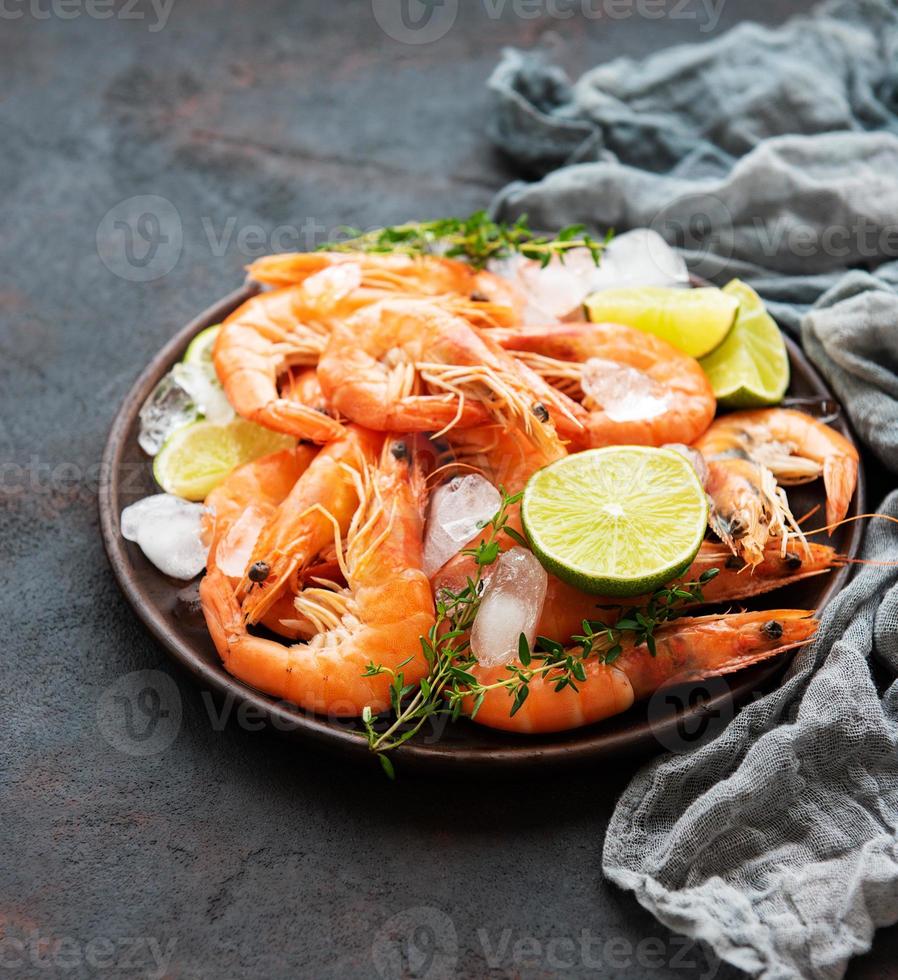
[[493, 322, 716, 448], [466, 610, 817, 733], [442, 423, 566, 496], [695, 408, 859, 527], [279, 366, 336, 421], [202, 444, 318, 562], [317, 300, 583, 448], [200, 436, 435, 717], [199, 445, 332, 639], [246, 250, 524, 323], [534, 541, 838, 643], [239, 425, 384, 624], [213, 278, 355, 441]]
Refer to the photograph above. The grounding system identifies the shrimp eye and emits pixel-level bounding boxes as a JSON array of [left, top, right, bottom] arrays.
[[248, 561, 270, 583], [532, 402, 550, 423], [391, 441, 409, 461], [784, 552, 803, 570], [762, 620, 784, 640], [725, 554, 745, 570], [470, 291, 489, 303]]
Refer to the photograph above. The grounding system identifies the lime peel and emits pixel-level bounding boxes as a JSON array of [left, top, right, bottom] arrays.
[[699, 280, 789, 408], [183, 324, 221, 366], [153, 418, 294, 501]]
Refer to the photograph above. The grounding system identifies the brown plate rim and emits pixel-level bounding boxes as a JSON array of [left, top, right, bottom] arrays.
[[98, 283, 866, 772]]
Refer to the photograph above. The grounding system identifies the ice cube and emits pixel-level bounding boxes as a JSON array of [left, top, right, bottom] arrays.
[[422, 475, 502, 578], [589, 228, 689, 291], [471, 547, 548, 668], [138, 371, 199, 455], [487, 230, 688, 322], [517, 249, 599, 319], [171, 362, 234, 425], [581, 357, 671, 422], [121, 494, 208, 580], [215, 504, 268, 578], [489, 249, 599, 321]]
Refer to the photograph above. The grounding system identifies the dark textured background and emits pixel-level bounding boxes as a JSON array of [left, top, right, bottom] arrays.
[[2, 1, 896, 977]]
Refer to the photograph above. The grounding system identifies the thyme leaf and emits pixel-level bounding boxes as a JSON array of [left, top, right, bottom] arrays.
[[321, 210, 611, 269]]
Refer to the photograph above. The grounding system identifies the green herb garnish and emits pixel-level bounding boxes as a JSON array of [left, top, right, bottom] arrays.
[[358, 491, 719, 776], [322, 211, 611, 269]]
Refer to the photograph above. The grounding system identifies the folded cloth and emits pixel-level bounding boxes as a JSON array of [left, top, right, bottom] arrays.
[[488, 0, 898, 179], [487, 3, 898, 977]]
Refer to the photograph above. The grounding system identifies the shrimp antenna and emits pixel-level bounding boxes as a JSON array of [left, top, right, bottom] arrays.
[[794, 503, 822, 527], [804, 513, 898, 536], [425, 461, 487, 488]]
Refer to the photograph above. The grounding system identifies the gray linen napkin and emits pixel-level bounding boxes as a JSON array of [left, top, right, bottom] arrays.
[[487, 2, 898, 977]]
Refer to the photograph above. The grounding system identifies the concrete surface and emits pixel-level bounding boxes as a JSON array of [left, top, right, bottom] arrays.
[[2, 1, 895, 977]]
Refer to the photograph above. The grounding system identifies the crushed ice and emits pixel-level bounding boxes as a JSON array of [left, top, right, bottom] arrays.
[[581, 357, 671, 422], [471, 547, 548, 668], [171, 362, 234, 425], [488, 228, 688, 322], [422, 475, 502, 578], [138, 373, 199, 455], [138, 355, 234, 456], [121, 494, 208, 580]]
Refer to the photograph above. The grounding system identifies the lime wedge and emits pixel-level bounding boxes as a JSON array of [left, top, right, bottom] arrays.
[[584, 286, 738, 358], [153, 418, 294, 501], [521, 447, 708, 597], [183, 325, 221, 367], [699, 280, 789, 408]]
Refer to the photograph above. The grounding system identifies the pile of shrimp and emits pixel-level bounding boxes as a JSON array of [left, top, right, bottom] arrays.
[[197, 250, 859, 734]]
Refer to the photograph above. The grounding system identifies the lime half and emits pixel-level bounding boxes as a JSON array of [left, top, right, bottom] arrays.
[[584, 286, 738, 358], [699, 280, 789, 408], [153, 418, 294, 501], [521, 447, 708, 597], [183, 325, 221, 367]]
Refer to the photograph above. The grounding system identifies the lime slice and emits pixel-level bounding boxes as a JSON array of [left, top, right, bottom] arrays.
[[153, 418, 294, 501], [700, 280, 789, 408], [584, 286, 738, 358], [521, 447, 708, 597], [183, 325, 221, 367]]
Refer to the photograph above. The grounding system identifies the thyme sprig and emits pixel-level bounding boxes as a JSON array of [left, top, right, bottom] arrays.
[[358, 493, 720, 778], [575, 568, 721, 666], [321, 210, 611, 269], [359, 488, 523, 777]]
